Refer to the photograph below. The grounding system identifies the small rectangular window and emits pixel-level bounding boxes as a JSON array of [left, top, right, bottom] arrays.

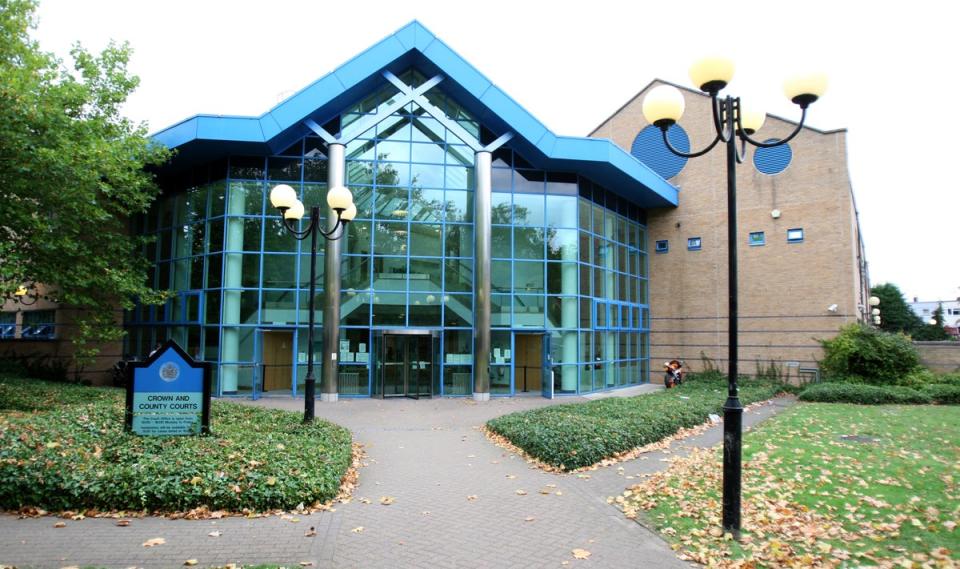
[[749, 231, 765, 246], [0, 312, 15, 339], [687, 237, 702, 251], [787, 228, 804, 243], [21, 310, 55, 340], [655, 240, 668, 253]]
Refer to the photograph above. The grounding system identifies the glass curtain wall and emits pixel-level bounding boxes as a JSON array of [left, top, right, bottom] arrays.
[[127, 70, 650, 396]]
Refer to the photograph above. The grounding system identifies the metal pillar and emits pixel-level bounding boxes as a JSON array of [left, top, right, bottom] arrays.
[[321, 142, 346, 403], [473, 150, 492, 401]]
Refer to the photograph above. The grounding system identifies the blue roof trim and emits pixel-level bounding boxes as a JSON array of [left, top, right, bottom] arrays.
[[151, 20, 678, 208]]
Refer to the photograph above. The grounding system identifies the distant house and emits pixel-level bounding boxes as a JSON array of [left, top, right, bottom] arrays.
[[910, 298, 960, 330]]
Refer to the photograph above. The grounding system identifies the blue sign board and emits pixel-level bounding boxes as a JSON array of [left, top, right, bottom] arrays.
[[125, 340, 211, 436]]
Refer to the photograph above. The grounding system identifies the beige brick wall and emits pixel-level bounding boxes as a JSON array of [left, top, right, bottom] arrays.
[[916, 342, 960, 373], [1, 297, 123, 385], [594, 81, 868, 377]]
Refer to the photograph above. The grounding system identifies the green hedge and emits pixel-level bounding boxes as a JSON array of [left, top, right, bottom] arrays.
[[920, 384, 960, 404], [486, 374, 784, 471], [798, 382, 960, 405], [0, 376, 353, 512]]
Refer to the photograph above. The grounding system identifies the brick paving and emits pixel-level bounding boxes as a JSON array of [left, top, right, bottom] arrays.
[[0, 391, 794, 569]]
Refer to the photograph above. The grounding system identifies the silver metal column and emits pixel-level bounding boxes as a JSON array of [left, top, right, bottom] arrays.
[[473, 151, 492, 401], [321, 142, 345, 402]]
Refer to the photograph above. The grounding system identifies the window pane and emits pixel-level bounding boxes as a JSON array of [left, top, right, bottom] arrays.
[[373, 222, 408, 255], [444, 190, 472, 222], [299, 252, 327, 288], [514, 261, 544, 294], [513, 295, 544, 327], [514, 227, 544, 259], [513, 193, 544, 226], [262, 254, 297, 288], [546, 195, 578, 228], [372, 293, 406, 326], [409, 293, 441, 326], [491, 226, 512, 259], [444, 294, 472, 327], [341, 291, 370, 326], [547, 229, 578, 261], [372, 257, 407, 290], [444, 224, 472, 258], [261, 290, 297, 324], [410, 224, 443, 257], [410, 258, 441, 290], [410, 189, 444, 222], [444, 259, 472, 292], [341, 255, 368, 291], [491, 192, 512, 223], [263, 219, 298, 252], [491, 260, 512, 292]]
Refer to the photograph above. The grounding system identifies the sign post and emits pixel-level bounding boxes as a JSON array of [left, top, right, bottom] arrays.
[[125, 339, 211, 436]]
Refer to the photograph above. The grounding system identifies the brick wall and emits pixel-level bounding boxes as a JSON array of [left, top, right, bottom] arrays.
[[916, 342, 960, 373], [593, 80, 868, 377]]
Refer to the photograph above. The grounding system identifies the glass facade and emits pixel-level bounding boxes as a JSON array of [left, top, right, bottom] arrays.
[[127, 74, 650, 397]]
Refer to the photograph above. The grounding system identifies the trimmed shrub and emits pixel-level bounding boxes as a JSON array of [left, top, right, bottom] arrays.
[[934, 372, 960, 386], [487, 374, 784, 470], [900, 368, 939, 387], [920, 384, 960, 405], [799, 383, 932, 405], [0, 376, 353, 512], [818, 323, 920, 385]]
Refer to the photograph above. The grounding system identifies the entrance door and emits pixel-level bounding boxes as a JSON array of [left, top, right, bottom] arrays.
[[380, 333, 433, 399], [262, 331, 293, 392], [515, 333, 543, 395]]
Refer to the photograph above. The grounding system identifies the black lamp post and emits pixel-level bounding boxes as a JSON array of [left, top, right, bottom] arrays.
[[642, 59, 827, 537], [268, 183, 355, 423]]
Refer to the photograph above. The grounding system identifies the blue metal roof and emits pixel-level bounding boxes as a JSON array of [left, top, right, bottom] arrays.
[[151, 21, 678, 209]]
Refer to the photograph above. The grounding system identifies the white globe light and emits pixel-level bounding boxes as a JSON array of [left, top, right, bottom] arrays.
[[327, 185, 353, 211], [871, 308, 880, 316], [689, 56, 734, 92], [426, 295, 436, 303], [269, 184, 298, 209], [340, 202, 357, 222], [642, 85, 685, 127], [929, 319, 937, 326], [868, 296, 880, 307], [284, 200, 305, 220], [739, 107, 766, 134], [783, 72, 827, 106]]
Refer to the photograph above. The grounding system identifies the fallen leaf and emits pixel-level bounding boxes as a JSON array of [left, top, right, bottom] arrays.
[[299, 562, 312, 567], [572, 548, 591, 559], [516, 489, 528, 495], [380, 496, 395, 505], [142, 537, 166, 548], [304, 527, 317, 537], [208, 530, 222, 537], [53, 521, 66, 528], [184, 560, 197, 566], [351, 526, 364, 533], [467, 495, 478, 501], [116, 519, 131, 527], [524, 516, 536, 522]]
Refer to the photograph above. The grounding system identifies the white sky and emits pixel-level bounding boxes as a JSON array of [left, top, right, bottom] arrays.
[[31, 0, 959, 303]]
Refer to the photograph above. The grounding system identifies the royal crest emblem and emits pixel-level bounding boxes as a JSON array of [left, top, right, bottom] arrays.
[[159, 362, 180, 382]]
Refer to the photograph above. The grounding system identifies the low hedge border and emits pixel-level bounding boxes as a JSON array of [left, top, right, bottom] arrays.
[[798, 382, 960, 405], [486, 374, 785, 471], [0, 375, 354, 513]]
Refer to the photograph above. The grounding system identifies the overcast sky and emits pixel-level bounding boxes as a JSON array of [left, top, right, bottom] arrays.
[[31, 0, 958, 303]]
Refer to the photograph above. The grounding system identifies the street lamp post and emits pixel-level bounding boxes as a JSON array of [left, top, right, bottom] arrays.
[[269, 184, 355, 423], [642, 59, 827, 538]]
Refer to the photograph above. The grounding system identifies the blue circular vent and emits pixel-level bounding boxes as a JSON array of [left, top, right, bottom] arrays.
[[631, 125, 689, 179], [753, 139, 792, 175]]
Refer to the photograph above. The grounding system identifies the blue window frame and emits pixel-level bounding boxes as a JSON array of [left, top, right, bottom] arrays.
[[749, 231, 765, 246], [687, 237, 702, 251], [21, 310, 55, 340], [655, 240, 668, 253], [0, 313, 15, 339], [787, 228, 804, 243]]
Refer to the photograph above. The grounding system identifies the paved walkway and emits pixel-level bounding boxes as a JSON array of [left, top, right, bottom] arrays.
[[0, 392, 795, 569]]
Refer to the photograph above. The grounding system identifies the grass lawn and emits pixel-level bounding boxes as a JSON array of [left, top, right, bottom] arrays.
[[487, 373, 786, 471], [0, 375, 353, 513], [620, 403, 959, 567]]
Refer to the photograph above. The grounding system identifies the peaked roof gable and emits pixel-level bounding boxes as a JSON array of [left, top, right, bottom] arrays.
[[152, 21, 677, 208]]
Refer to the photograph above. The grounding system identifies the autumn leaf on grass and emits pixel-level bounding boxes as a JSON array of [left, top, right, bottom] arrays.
[[380, 496, 395, 505], [572, 548, 591, 559], [142, 537, 166, 548]]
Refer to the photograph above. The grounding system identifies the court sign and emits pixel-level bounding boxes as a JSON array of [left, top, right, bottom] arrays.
[[125, 340, 211, 436]]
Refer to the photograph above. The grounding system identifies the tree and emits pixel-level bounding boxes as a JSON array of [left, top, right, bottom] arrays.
[[0, 0, 170, 363], [870, 283, 922, 335], [913, 303, 951, 341]]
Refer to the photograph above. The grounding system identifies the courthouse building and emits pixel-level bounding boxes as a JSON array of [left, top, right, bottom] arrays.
[[1, 21, 868, 396]]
